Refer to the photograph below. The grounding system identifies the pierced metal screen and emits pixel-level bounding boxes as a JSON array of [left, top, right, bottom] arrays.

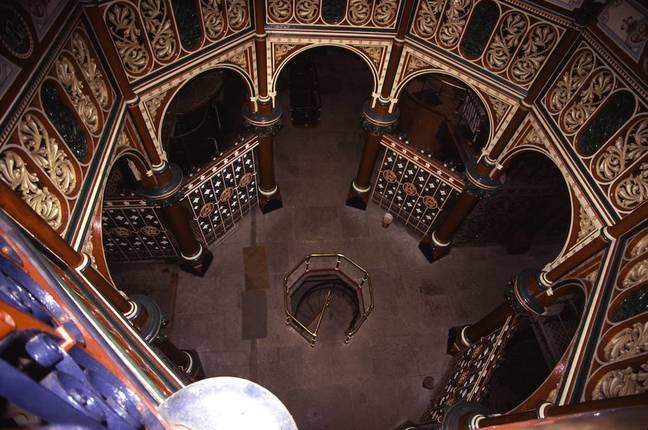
[[102, 203, 178, 261], [182, 137, 259, 245], [372, 135, 464, 236]]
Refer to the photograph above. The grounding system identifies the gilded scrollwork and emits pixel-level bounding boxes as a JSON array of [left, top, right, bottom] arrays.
[[547, 49, 595, 114], [348, 0, 372, 25], [489, 97, 509, 126], [437, 0, 472, 48], [19, 113, 76, 196], [226, 0, 248, 31], [509, 24, 557, 84], [200, 0, 226, 40], [373, 0, 398, 27], [630, 234, 648, 259], [592, 363, 648, 400], [596, 119, 648, 182], [622, 258, 648, 288], [70, 32, 110, 111], [106, 3, 150, 76], [144, 92, 167, 123], [295, 0, 319, 24], [414, 0, 445, 39], [0, 151, 63, 229], [614, 163, 648, 211], [274, 44, 299, 65], [268, 0, 293, 22], [357, 46, 383, 71], [561, 70, 614, 134], [140, 0, 178, 63], [604, 322, 648, 362], [55, 56, 100, 134], [485, 12, 527, 72], [577, 206, 595, 241]]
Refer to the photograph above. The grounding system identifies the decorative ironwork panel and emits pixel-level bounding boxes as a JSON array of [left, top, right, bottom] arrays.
[[102, 203, 178, 261], [183, 139, 259, 245], [372, 135, 463, 236], [423, 317, 516, 424]]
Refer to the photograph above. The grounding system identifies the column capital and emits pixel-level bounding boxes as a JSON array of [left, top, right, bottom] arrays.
[[361, 101, 399, 135], [464, 160, 501, 198], [505, 269, 547, 317], [242, 104, 283, 137], [137, 163, 184, 206]]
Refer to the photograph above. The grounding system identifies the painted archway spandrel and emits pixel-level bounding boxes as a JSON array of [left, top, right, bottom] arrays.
[[485, 94, 511, 132], [143, 90, 170, 129]]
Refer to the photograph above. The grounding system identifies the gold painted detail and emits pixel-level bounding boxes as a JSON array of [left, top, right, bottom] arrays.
[[383, 169, 397, 183], [140, 225, 161, 236], [140, 0, 177, 63], [402, 182, 417, 196], [19, 113, 76, 195], [489, 97, 509, 126], [485, 12, 527, 72], [604, 322, 648, 362], [614, 163, 648, 211], [577, 205, 595, 241], [373, 0, 398, 27], [226, 0, 248, 31], [414, 0, 444, 38], [117, 129, 130, 149], [275, 44, 299, 65], [111, 226, 132, 237], [219, 186, 234, 202], [631, 234, 648, 259], [0, 151, 62, 229], [622, 259, 648, 289], [509, 24, 557, 84], [228, 51, 248, 69], [547, 49, 595, 114], [348, 0, 372, 25], [145, 92, 167, 123], [106, 3, 150, 76], [592, 363, 648, 400], [239, 172, 253, 188], [423, 195, 438, 209], [357, 46, 383, 70], [83, 232, 97, 269], [561, 70, 614, 134], [595, 119, 648, 182], [404, 55, 431, 77], [437, 0, 472, 49], [268, 0, 293, 22], [199, 202, 215, 218], [70, 32, 110, 110], [55, 56, 100, 134], [200, 0, 226, 40], [295, 0, 319, 23]]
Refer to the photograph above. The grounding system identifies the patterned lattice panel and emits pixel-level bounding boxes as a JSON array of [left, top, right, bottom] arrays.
[[102, 205, 178, 261], [183, 143, 258, 245], [372, 137, 463, 236], [424, 317, 516, 423]]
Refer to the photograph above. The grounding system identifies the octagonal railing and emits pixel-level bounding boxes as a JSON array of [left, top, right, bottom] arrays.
[[284, 254, 374, 346]]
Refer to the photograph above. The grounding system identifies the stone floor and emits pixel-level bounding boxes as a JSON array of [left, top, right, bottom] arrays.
[[111, 49, 558, 429]]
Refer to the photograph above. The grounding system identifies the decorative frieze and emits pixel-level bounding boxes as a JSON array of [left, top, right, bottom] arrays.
[[593, 362, 648, 400], [604, 322, 648, 362]]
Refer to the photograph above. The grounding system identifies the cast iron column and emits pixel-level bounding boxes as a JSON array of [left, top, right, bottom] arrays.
[[244, 0, 283, 213], [346, 0, 416, 210], [419, 164, 501, 262]]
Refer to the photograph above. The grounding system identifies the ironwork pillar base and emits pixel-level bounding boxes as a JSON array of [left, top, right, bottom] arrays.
[[179, 245, 213, 277], [130, 294, 164, 343], [259, 186, 283, 214], [418, 234, 450, 263], [181, 349, 205, 381], [446, 325, 471, 355], [345, 181, 370, 210]]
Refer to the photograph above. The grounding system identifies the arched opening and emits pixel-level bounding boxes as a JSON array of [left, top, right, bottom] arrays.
[[161, 68, 250, 175], [482, 286, 586, 413], [397, 73, 491, 171], [453, 151, 571, 261], [274, 46, 374, 205]]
